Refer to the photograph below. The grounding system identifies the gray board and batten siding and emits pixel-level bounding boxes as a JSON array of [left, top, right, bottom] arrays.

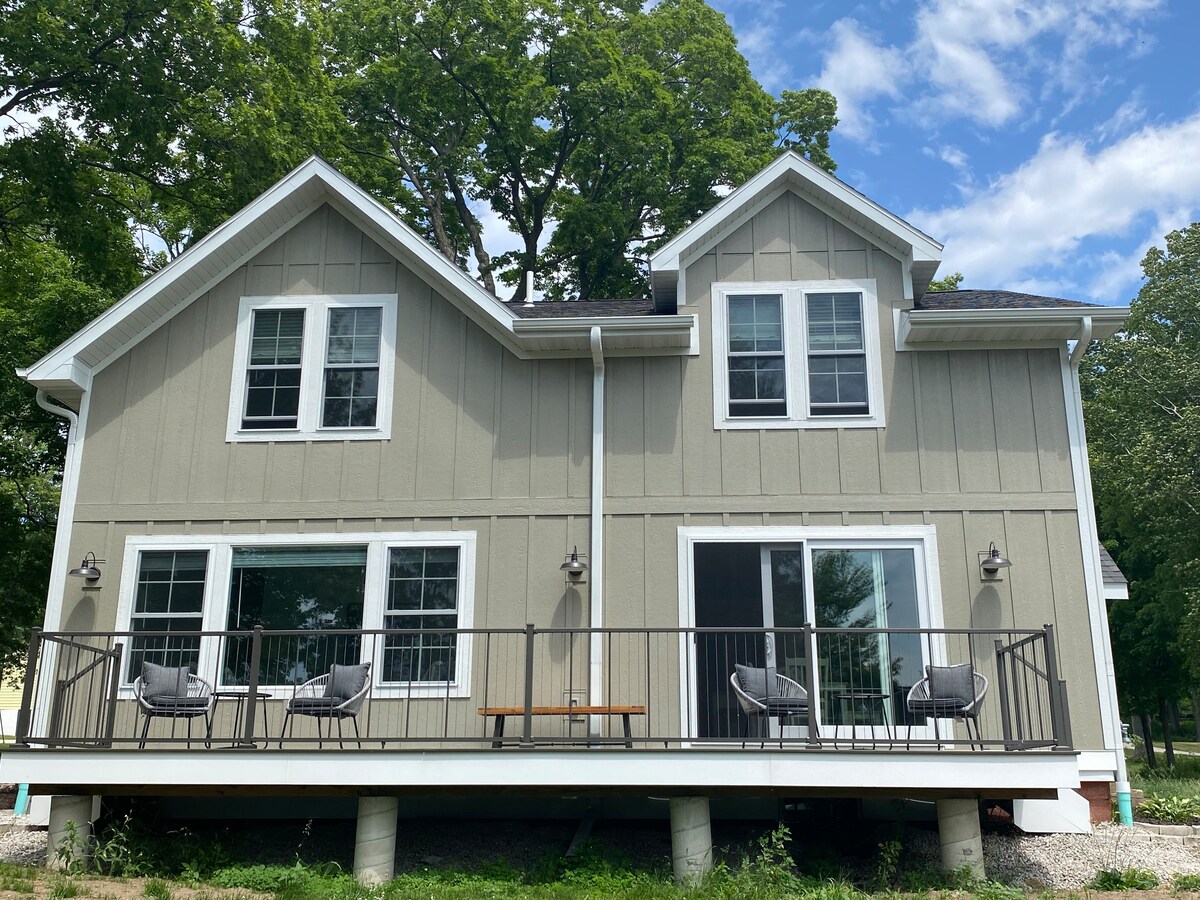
[[60, 194, 1103, 749]]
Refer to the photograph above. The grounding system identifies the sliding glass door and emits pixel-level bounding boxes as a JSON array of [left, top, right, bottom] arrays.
[[688, 534, 935, 743]]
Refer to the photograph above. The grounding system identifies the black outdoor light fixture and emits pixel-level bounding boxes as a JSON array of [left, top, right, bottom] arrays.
[[978, 542, 1012, 580], [67, 552, 104, 582], [560, 546, 589, 583]]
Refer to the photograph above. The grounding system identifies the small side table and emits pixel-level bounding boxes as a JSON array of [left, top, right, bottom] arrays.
[[763, 696, 809, 749], [833, 692, 893, 749], [210, 690, 272, 748]]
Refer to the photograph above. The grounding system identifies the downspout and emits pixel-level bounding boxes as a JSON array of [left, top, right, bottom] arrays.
[[35, 389, 81, 630], [588, 327, 605, 737], [1066, 318, 1132, 824]]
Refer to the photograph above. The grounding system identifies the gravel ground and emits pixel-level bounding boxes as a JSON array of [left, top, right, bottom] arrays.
[[0, 813, 1197, 890]]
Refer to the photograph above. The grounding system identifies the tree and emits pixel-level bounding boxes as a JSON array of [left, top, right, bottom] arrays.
[[0, 0, 346, 674], [927, 272, 964, 292], [1082, 223, 1200, 764], [331, 0, 838, 300]]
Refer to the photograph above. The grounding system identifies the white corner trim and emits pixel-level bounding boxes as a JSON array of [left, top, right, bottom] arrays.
[[38, 391, 90, 631], [588, 327, 605, 730], [1059, 349, 1123, 767]]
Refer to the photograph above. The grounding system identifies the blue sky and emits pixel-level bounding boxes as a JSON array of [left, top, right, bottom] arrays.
[[706, 0, 1200, 305]]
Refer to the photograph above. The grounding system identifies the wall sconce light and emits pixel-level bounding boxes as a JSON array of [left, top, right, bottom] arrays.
[[560, 546, 589, 583], [978, 542, 1012, 581], [67, 552, 104, 582]]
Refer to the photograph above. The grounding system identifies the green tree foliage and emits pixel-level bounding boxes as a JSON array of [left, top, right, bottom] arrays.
[[926, 272, 964, 292], [0, 0, 344, 672], [1082, 223, 1200, 751], [331, 0, 838, 300]]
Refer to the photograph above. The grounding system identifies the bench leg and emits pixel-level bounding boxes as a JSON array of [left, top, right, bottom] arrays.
[[622, 713, 632, 749], [491, 714, 505, 749]]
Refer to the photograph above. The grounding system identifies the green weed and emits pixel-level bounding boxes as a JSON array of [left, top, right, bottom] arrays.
[[1175, 873, 1200, 892], [48, 876, 85, 899], [142, 879, 172, 900], [1086, 866, 1161, 890]]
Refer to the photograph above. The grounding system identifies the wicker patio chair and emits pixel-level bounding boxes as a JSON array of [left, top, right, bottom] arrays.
[[133, 662, 214, 749], [279, 662, 371, 749], [730, 664, 808, 749], [906, 663, 989, 749]]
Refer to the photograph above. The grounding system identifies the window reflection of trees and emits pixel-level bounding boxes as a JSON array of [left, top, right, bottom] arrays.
[[223, 563, 366, 687]]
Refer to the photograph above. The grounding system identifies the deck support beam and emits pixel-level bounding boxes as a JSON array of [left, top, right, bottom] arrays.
[[936, 797, 984, 878], [669, 796, 713, 885], [353, 796, 398, 885], [47, 795, 93, 871]]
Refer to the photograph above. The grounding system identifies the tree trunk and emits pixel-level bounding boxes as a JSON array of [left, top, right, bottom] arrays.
[[1161, 697, 1176, 768], [1190, 689, 1200, 741], [1140, 712, 1157, 768]]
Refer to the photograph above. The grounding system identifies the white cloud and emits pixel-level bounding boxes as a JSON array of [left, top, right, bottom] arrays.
[[814, 19, 907, 143], [802, 0, 1163, 142], [907, 111, 1200, 301]]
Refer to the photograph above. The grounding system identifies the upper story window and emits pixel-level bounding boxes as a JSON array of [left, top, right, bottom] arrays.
[[227, 294, 397, 442], [711, 279, 884, 430]]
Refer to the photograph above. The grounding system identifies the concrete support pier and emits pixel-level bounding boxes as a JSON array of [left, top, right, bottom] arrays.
[[936, 797, 985, 878], [47, 795, 93, 871], [669, 796, 713, 885], [353, 796, 399, 885]]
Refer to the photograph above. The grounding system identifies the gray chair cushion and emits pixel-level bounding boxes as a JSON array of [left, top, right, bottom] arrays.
[[324, 663, 370, 702], [142, 662, 190, 701], [734, 664, 777, 702], [290, 697, 339, 713], [927, 664, 975, 704]]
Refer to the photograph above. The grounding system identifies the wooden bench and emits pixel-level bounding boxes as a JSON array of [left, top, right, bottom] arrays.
[[477, 705, 647, 748]]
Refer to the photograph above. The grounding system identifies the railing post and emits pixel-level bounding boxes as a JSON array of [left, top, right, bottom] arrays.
[[14, 628, 42, 746], [522, 624, 535, 748], [243, 626, 263, 747], [104, 642, 124, 747], [1042, 624, 1068, 749], [804, 624, 820, 747], [1057, 679, 1073, 750], [994, 639, 1013, 750]]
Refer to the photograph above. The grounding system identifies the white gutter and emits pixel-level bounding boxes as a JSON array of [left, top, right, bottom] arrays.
[[588, 327, 605, 737], [1060, 318, 1132, 823]]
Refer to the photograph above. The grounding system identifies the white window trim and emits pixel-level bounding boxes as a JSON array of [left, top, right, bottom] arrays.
[[115, 531, 477, 699], [710, 279, 886, 430], [226, 294, 398, 442], [675, 524, 944, 746]]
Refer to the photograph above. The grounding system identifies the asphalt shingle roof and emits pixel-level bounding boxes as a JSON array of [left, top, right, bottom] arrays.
[[503, 289, 1100, 317], [1099, 546, 1128, 588], [916, 290, 1097, 311], [505, 299, 657, 318]]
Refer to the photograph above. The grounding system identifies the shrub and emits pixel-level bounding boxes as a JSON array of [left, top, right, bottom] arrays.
[[1139, 794, 1200, 823]]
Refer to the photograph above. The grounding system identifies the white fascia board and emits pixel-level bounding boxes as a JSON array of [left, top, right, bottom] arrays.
[[651, 151, 943, 276], [1, 749, 1079, 794], [899, 307, 1130, 345], [20, 156, 525, 390], [21, 158, 330, 389], [1104, 584, 1130, 601], [512, 314, 695, 349]]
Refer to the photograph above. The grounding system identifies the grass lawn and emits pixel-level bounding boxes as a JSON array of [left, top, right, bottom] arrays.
[[1129, 751, 1200, 802]]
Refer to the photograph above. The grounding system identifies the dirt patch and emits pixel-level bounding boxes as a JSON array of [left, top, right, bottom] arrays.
[[0, 786, 16, 812]]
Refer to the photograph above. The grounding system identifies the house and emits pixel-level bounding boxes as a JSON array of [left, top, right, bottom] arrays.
[[3, 152, 1131, 882]]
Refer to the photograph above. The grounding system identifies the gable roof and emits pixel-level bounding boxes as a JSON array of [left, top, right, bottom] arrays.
[[19, 157, 694, 407], [648, 151, 944, 311], [1099, 546, 1130, 600]]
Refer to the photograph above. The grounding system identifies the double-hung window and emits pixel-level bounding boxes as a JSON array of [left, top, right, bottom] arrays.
[[712, 279, 883, 429], [228, 295, 396, 441]]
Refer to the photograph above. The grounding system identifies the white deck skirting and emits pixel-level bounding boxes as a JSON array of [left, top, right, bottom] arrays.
[[1, 749, 1079, 797]]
